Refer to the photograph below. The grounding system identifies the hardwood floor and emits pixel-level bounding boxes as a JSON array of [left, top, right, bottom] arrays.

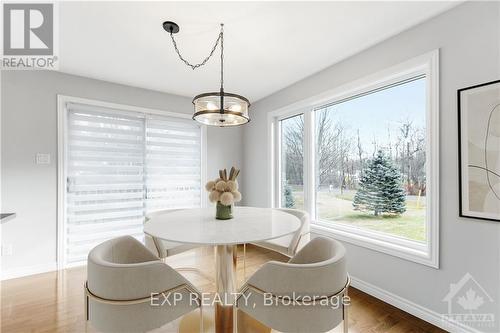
[[1, 245, 445, 333]]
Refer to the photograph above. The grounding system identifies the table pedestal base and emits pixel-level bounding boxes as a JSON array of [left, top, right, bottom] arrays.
[[215, 245, 237, 333]]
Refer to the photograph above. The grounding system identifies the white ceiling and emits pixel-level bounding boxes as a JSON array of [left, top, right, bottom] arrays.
[[59, 1, 459, 102]]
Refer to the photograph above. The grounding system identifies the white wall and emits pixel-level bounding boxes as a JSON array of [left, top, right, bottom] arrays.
[[1, 70, 242, 277], [243, 2, 500, 332]]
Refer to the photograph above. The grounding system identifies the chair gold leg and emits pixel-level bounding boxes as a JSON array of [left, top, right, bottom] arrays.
[[83, 282, 89, 321], [233, 305, 237, 333], [243, 243, 246, 280], [236, 244, 247, 288], [199, 306, 204, 333], [85, 295, 89, 321], [343, 289, 349, 333]]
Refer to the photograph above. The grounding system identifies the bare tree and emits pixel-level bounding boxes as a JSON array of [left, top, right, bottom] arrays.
[[395, 120, 426, 195], [357, 129, 363, 178], [283, 111, 427, 198], [315, 110, 354, 189], [283, 116, 304, 185], [316, 111, 340, 186]]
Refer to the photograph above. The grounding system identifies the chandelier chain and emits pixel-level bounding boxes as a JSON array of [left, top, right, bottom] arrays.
[[220, 24, 224, 89], [169, 24, 224, 72]]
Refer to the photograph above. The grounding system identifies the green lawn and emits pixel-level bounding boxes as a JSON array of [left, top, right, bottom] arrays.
[[288, 187, 426, 242]]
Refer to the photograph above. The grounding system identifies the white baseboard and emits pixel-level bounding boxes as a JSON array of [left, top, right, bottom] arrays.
[[1, 262, 57, 281], [350, 276, 482, 333]]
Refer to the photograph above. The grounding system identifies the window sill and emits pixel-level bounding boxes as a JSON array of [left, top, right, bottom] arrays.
[[311, 221, 439, 269]]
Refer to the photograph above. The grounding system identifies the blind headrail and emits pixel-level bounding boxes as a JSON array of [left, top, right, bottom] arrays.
[[66, 102, 196, 126]]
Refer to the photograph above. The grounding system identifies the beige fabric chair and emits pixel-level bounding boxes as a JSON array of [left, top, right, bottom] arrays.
[[252, 208, 311, 257], [144, 209, 198, 259], [85, 236, 202, 333], [236, 236, 349, 333]]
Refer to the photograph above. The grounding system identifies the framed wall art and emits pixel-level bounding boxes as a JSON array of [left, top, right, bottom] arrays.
[[458, 79, 500, 222]]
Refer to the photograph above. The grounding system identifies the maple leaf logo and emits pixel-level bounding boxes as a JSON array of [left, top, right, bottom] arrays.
[[457, 289, 484, 310]]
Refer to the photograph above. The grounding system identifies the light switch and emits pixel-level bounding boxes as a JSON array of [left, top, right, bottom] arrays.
[[36, 153, 51, 165]]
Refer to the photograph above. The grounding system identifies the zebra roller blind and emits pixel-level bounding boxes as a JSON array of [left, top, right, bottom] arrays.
[[65, 103, 202, 266]]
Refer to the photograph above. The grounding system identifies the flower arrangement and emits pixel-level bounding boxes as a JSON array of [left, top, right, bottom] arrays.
[[205, 167, 241, 219]]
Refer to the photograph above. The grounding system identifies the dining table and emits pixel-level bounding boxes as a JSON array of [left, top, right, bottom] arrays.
[[143, 206, 301, 333]]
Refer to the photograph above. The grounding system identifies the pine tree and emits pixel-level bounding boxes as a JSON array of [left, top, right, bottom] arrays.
[[353, 150, 406, 216], [283, 184, 295, 208]]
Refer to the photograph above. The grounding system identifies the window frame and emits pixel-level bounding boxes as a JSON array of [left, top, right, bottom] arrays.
[[56, 95, 208, 269], [268, 50, 439, 268], [274, 112, 309, 211]]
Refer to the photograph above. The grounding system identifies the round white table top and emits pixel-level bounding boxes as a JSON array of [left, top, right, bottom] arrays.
[[143, 207, 301, 246]]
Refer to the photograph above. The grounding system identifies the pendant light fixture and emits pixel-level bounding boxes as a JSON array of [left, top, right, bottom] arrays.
[[163, 21, 250, 126]]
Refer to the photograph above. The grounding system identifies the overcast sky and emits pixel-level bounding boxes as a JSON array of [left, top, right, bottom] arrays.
[[318, 77, 426, 157]]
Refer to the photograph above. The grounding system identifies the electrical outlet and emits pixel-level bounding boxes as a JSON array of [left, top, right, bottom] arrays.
[[2, 244, 13, 256]]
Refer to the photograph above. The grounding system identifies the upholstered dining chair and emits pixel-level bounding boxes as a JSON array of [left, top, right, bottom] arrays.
[[144, 209, 199, 259], [144, 209, 213, 281], [236, 236, 349, 333], [85, 235, 202, 333], [252, 208, 311, 257], [235, 208, 309, 280]]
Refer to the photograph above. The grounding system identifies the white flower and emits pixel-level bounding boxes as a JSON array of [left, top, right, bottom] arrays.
[[227, 180, 238, 192], [209, 190, 221, 203], [205, 181, 216, 191], [232, 191, 242, 202], [220, 192, 234, 206], [215, 181, 227, 192]]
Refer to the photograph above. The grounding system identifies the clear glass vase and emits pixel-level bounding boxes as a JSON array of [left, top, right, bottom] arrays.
[[216, 201, 233, 220]]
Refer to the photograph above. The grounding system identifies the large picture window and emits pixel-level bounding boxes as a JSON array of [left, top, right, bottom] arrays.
[[314, 77, 427, 242], [270, 52, 439, 267]]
